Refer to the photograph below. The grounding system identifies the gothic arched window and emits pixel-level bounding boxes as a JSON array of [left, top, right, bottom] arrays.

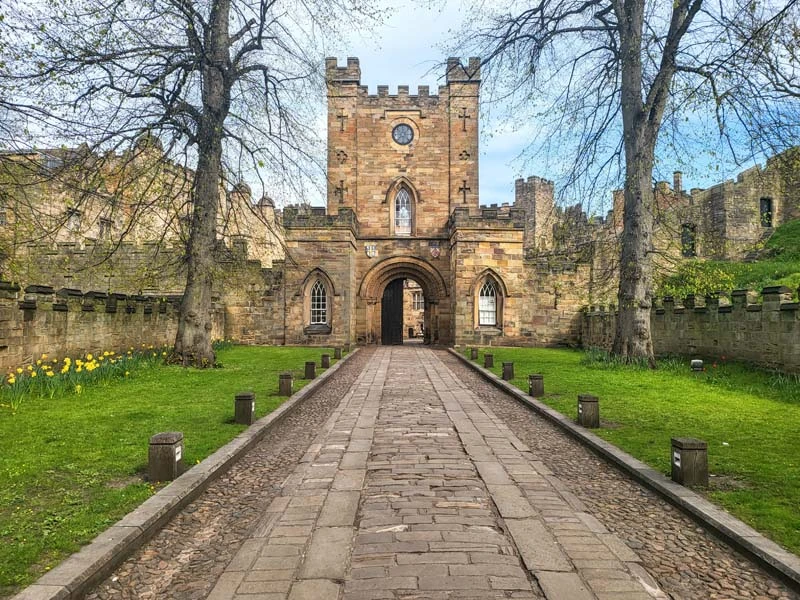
[[310, 279, 327, 324], [478, 280, 497, 326], [395, 187, 412, 236]]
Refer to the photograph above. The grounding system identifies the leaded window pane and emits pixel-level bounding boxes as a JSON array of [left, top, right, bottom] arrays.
[[413, 291, 424, 311], [395, 188, 411, 235], [479, 281, 497, 326], [311, 279, 327, 324]]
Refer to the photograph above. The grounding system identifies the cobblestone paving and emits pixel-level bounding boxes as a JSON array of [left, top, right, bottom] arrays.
[[206, 347, 660, 599], [83, 346, 800, 600], [439, 350, 799, 600], [84, 348, 373, 600]]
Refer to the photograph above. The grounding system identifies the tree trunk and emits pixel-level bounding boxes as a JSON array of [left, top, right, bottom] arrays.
[[612, 131, 656, 366], [173, 0, 231, 367]]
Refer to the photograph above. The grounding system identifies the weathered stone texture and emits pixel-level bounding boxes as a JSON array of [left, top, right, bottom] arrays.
[[582, 287, 800, 372]]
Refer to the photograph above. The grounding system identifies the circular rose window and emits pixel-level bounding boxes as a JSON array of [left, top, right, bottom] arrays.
[[392, 123, 414, 145]]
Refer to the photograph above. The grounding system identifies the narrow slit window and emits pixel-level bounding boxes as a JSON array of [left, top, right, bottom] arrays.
[[681, 224, 696, 258], [479, 281, 497, 326], [310, 279, 327, 324], [395, 188, 411, 235], [760, 197, 773, 228]]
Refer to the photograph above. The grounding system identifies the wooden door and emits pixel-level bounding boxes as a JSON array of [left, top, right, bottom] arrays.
[[381, 279, 404, 345]]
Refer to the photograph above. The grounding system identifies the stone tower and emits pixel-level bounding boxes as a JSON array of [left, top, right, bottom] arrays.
[[325, 56, 480, 235]]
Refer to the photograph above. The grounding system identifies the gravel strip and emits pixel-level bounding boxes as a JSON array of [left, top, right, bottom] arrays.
[[439, 350, 799, 600], [81, 347, 373, 600]]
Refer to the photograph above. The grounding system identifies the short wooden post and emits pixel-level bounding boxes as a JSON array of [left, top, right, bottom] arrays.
[[344, 342, 351, 353], [484, 353, 494, 368], [502, 362, 514, 381], [279, 372, 293, 396], [577, 394, 600, 428], [470, 347, 478, 360], [528, 374, 544, 397], [691, 359, 704, 372], [321, 354, 331, 368], [234, 391, 255, 425], [304, 361, 317, 379], [671, 438, 708, 487], [148, 432, 184, 482], [334, 347, 342, 359]]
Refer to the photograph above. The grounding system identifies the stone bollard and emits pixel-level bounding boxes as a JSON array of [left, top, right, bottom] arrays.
[[671, 438, 708, 487], [577, 394, 600, 428], [484, 353, 494, 368], [304, 361, 317, 380], [502, 362, 514, 381], [690, 359, 704, 372], [344, 342, 351, 353], [148, 432, 184, 482], [334, 347, 342, 359], [279, 372, 293, 396], [528, 374, 544, 398], [321, 354, 331, 369], [234, 391, 255, 425], [470, 347, 479, 360]]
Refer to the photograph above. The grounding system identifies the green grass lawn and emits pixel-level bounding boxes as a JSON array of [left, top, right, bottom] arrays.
[[467, 346, 800, 555], [0, 345, 338, 596]]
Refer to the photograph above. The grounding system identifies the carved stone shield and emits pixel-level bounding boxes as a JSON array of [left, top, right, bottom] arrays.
[[365, 243, 378, 258], [430, 241, 441, 258]]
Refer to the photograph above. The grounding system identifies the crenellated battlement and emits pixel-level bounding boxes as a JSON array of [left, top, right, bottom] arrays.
[[447, 206, 526, 233], [446, 57, 481, 83], [325, 56, 361, 84], [283, 205, 359, 235], [582, 286, 800, 373]]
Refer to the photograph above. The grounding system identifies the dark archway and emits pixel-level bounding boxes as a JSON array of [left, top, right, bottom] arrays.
[[358, 256, 449, 345]]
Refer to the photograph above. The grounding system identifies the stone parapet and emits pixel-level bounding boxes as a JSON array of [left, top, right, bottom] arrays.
[[0, 283, 224, 371], [581, 287, 800, 372], [447, 206, 526, 233], [283, 206, 359, 235]]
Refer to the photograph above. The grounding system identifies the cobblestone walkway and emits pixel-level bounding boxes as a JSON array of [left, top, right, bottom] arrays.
[[207, 347, 663, 599]]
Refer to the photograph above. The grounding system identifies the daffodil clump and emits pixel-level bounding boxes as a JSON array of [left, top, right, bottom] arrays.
[[1, 343, 171, 412]]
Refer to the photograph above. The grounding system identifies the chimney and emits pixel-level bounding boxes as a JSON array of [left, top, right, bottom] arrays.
[[673, 171, 683, 194]]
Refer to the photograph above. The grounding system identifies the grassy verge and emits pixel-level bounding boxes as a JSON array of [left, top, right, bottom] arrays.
[[465, 346, 800, 556], [0, 345, 339, 596]]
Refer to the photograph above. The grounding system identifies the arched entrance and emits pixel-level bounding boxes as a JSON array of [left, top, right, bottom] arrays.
[[358, 257, 449, 345]]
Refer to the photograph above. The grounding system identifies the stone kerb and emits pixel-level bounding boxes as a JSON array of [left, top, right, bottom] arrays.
[[581, 286, 800, 373], [0, 284, 199, 372]]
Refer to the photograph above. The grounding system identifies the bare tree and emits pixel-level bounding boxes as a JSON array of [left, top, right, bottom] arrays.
[[460, 0, 799, 363], [1, 0, 371, 366]]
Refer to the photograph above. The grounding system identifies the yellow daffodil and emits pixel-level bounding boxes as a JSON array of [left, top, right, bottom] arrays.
[[124, 371, 130, 377], [36, 359, 42, 366], [30, 372, 37, 378], [41, 353, 48, 360], [86, 353, 93, 361], [46, 371, 54, 377], [8, 376, 15, 385], [16, 368, 22, 374]]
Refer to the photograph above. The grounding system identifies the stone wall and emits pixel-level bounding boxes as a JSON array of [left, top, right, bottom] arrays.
[[581, 286, 800, 372], [0, 283, 225, 371]]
